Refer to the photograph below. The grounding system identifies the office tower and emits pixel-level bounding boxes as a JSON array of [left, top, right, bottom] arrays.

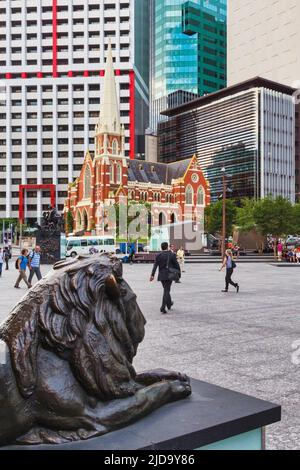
[[157, 78, 296, 203], [0, 0, 149, 222], [149, 0, 227, 131]]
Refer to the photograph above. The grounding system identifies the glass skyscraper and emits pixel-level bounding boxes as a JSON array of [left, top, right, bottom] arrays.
[[149, 0, 227, 131]]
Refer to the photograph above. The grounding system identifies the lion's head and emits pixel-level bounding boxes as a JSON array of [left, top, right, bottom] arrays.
[[0, 254, 146, 401]]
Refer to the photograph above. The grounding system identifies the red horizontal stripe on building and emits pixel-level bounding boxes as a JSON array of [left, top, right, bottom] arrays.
[[52, 0, 58, 78]]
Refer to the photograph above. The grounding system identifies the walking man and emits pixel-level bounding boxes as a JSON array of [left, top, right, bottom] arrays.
[[14, 248, 32, 289], [150, 242, 181, 314], [219, 249, 239, 293], [28, 245, 42, 285]]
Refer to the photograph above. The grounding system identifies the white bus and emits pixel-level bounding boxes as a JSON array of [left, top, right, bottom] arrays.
[[66, 236, 116, 258]]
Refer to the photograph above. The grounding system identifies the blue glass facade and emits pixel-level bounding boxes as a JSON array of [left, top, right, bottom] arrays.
[[150, 0, 227, 130], [151, 0, 227, 100]]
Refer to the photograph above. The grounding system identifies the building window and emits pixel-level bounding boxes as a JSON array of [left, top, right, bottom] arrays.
[[84, 165, 91, 199], [197, 186, 205, 206], [76, 210, 82, 231], [112, 138, 118, 155], [109, 163, 114, 183], [185, 185, 193, 205], [116, 163, 121, 184]]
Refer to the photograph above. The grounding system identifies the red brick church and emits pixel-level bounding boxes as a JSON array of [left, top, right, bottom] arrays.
[[64, 44, 210, 235]]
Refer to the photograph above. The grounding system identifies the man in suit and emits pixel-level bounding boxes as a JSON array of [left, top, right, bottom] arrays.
[[150, 242, 181, 314]]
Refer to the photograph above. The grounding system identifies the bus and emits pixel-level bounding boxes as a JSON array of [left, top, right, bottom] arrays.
[[66, 236, 116, 258]]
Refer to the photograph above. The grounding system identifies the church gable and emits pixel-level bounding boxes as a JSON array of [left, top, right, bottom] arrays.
[[77, 152, 94, 202]]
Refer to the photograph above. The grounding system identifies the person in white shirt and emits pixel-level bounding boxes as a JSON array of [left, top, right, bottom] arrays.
[[176, 246, 185, 273]]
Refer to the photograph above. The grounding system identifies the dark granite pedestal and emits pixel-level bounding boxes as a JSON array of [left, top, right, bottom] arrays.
[[1, 379, 281, 451]]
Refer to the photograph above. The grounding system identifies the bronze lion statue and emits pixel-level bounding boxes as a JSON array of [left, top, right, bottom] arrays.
[[0, 254, 191, 446]]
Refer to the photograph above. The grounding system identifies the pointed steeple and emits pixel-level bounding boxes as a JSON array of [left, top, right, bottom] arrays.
[[98, 41, 120, 134]]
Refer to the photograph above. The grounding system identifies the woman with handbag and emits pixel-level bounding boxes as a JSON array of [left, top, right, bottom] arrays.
[[219, 249, 239, 293], [150, 242, 181, 314]]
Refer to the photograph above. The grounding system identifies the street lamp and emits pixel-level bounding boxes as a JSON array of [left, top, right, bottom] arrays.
[[220, 166, 232, 258]]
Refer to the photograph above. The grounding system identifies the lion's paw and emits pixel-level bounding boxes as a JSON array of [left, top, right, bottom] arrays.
[[169, 379, 192, 400]]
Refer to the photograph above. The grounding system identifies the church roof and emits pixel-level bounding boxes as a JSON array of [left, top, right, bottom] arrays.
[[127, 158, 193, 185]]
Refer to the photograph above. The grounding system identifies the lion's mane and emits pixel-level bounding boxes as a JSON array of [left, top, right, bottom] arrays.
[[0, 254, 146, 401]]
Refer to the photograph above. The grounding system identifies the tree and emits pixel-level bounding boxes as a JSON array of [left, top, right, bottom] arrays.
[[253, 196, 294, 257], [235, 198, 265, 253], [205, 199, 237, 237], [66, 211, 74, 234], [235, 198, 256, 233], [292, 203, 300, 235]]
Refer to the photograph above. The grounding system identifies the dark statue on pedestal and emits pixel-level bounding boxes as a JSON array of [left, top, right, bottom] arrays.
[[0, 254, 191, 446], [35, 206, 65, 264]]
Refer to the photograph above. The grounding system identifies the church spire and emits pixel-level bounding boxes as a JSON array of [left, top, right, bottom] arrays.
[[98, 40, 120, 134]]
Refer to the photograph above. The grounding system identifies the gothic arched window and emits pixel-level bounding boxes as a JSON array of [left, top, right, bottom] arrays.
[[116, 163, 122, 184], [84, 165, 91, 199], [109, 163, 114, 183], [185, 185, 193, 205], [112, 138, 118, 155], [197, 186, 205, 206]]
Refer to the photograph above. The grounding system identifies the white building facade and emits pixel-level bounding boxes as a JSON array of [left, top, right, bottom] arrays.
[[0, 0, 149, 222], [228, 0, 300, 87]]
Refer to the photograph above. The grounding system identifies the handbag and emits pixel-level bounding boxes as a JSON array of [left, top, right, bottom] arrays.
[[166, 252, 180, 282], [232, 260, 237, 269]]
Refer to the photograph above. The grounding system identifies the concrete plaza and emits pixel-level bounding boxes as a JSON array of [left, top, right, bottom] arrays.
[[0, 260, 300, 449]]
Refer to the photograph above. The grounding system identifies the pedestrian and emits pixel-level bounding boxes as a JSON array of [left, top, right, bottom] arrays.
[[293, 248, 298, 263], [277, 240, 283, 261], [233, 244, 240, 259], [296, 247, 300, 264], [0, 248, 3, 277], [287, 249, 294, 263], [14, 248, 32, 289], [28, 245, 42, 285], [150, 242, 181, 314], [176, 246, 185, 273], [128, 242, 135, 265], [3, 247, 10, 270], [219, 249, 239, 293]]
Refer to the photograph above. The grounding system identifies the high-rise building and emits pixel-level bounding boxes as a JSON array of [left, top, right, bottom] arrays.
[[227, 0, 300, 88], [157, 77, 296, 203], [149, 0, 227, 131], [0, 0, 149, 222]]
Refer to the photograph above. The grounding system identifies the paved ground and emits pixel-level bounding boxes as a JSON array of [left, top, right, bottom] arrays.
[[0, 260, 300, 449]]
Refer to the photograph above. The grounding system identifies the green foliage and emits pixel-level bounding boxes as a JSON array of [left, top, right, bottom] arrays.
[[204, 199, 237, 237], [206, 196, 300, 247], [253, 195, 294, 239], [66, 211, 74, 234], [235, 198, 257, 233], [292, 203, 300, 235], [0, 218, 18, 225], [113, 202, 151, 241]]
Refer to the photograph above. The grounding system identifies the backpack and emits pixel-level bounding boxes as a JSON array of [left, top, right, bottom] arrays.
[[15, 256, 25, 270]]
